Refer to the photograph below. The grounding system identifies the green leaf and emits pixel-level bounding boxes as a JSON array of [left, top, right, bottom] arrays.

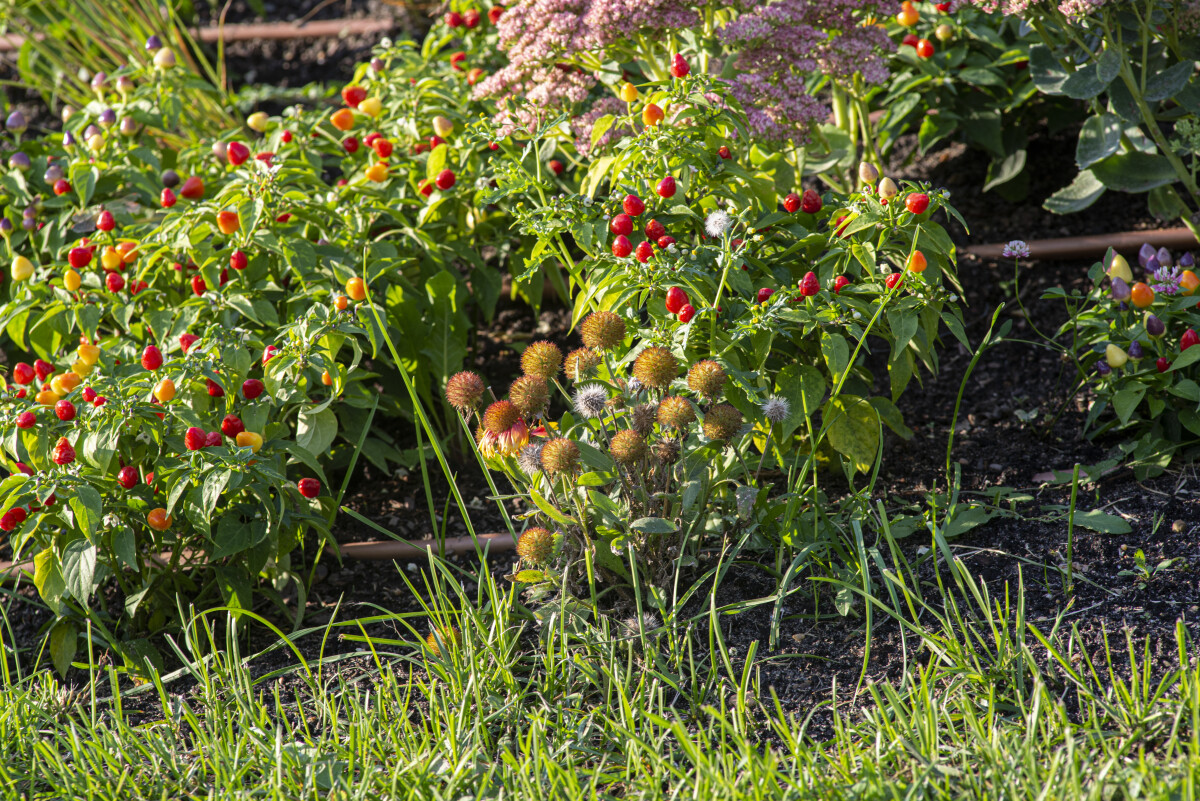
[[1029, 44, 1067, 94], [943, 505, 998, 538], [1145, 61, 1194, 102], [529, 487, 575, 527], [69, 486, 103, 541], [629, 517, 678, 534], [1073, 509, 1131, 534], [1092, 152, 1178, 193], [201, 469, 232, 520], [820, 332, 849, 382], [1044, 170, 1106, 214], [512, 569, 546, 583], [49, 621, 77, 677], [1060, 65, 1111, 100], [211, 514, 268, 559], [774, 364, 825, 438], [296, 407, 338, 459], [61, 539, 97, 602], [1169, 344, 1200, 372], [869, 396, 913, 440], [33, 549, 66, 614], [1111, 386, 1146, 425], [589, 114, 614, 149], [823, 395, 879, 474], [1076, 114, 1122, 169]]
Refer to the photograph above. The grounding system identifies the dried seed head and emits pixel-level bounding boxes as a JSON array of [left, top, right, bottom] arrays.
[[630, 403, 658, 436], [573, 384, 609, 419], [581, 311, 626, 350], [521, 341, 563, 380], [517, 442, 545, 475], [564, 347, 601, 380], [761, 396, 790, 424], [652, 439, 680, 464], [516, 527, 557, 564], [509, 375, 549, 418], [686, 359, 725, 400], [656, 396, 695, 430], [540, 438, 580, 474], [425, 624, 460, 657], [482, 400, 521, 435], [703, 404, 742, 440], [610, 429, 647, 465], [632, 346, 678, 390], [445, 371, 486, 412]]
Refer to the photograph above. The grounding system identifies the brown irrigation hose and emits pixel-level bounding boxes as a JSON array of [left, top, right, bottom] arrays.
[[336, 533, 515, 560], [965, 227, 1198, 261], [0, 533, 513, 584], [0, 18, 395, 52]]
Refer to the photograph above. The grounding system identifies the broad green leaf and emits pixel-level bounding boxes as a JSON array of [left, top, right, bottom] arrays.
[[1072, 509, 1132, 534], [1092, 152, 1178, 193], [1044, 170, 1105, 214], [630, 517, 678, 534], [49, 621, 77, 677], [1076, 114, 1122, 169], [775, 363, 826, 438], [296, 407, 338, 458], [61, 539, 98, 602], [820, 332, 849, 382], [69, 486, 103, 541], [823, 395, 880, 474], [1111, 386, 1146, 425]]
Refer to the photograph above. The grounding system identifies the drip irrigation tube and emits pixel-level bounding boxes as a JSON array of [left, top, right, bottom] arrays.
[[0, 18, 395, 52], [964, 227, 1198, 261], [0, 533, 514, 584]]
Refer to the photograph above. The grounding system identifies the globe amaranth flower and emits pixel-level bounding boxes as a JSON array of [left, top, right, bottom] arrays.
[[1001, 240, 1031, 260], [581, 310, 626, 350], [686, 360, 726, 400], [445, 371, 486, 412], [517, 527, 558, 564], [632, 346, 679, 390], [564, 347, 602, 380], [540, 438, 581, 474], [609, 429, 648, 465], [522, 341, 563, 380], [703, 404, 743, 440]]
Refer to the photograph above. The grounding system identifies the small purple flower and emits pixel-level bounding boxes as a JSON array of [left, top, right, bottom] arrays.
[[1110, 276, 1131, 301], [1150, 265, 1182, 295], [1181, 252, 1196, 269], [0, 218, 12, 234], [1145, 314, 1165, 338], [1119, 302, 1129, 311], [1096, 361, 1112, 376], [1002, 240, 1031, 259], [145, 34, 162, 52], [1144, 255, 1161, 274], [1127, 340, 1144, 360], [1138, 242, 1156, 268], [1156, 247, 1172, 267]]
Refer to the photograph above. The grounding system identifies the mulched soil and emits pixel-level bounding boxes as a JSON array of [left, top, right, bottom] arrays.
[[3, 56, 1197, 731]]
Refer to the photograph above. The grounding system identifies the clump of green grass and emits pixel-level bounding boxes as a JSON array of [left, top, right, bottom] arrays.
[[0, 543, 1196, 800]]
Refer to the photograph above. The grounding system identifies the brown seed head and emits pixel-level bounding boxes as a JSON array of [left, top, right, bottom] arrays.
[[630, 403, 658, 436], [540, 438, 580, 474], [686, 360, 726, 400], [581, 311, 626, 350], [703, 404, 742, 440], [632, 346, 678, 390], [482, 400, 520, 435], [656, 396, 695, 430], [610, 429, 648, 465], [509, 375, 549, 418], [521, 340, 563, 381], [445, 371, 486, 412], [516, 527, 557, 564], [564, 347, 601, 380], [652, 439, 680, 464]]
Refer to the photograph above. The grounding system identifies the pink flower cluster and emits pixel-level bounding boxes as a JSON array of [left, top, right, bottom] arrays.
[[718, 0, 896, 141], [571, 97, 633, 156]]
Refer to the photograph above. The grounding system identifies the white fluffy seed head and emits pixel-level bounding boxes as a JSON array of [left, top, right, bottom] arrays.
[[761, 396, 790, 424], [705, 210, 732, 238], [573, 384, 608, 419]]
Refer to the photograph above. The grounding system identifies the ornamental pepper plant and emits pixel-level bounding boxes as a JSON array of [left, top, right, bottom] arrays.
[[1044, 243, 1200, 477]]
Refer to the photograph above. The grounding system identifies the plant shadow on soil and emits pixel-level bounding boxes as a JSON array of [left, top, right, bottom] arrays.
[[3, 111, 1198, 734]]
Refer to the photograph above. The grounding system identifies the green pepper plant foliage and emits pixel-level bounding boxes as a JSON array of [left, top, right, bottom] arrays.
[[1043, 243, 1200, 478]]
